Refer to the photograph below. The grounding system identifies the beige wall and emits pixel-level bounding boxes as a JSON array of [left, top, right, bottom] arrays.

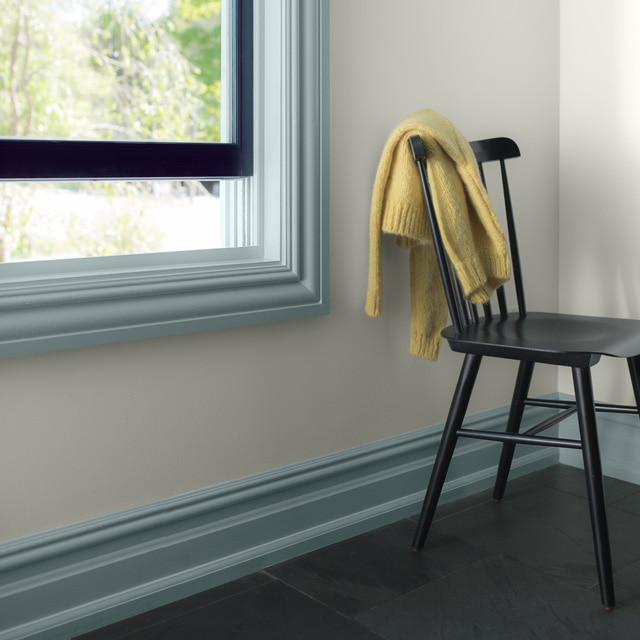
[[559, 0, 640, 403], [0, 0, 560, 542]]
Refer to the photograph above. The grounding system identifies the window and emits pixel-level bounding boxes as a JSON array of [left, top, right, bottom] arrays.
[[0, 0, 329, 357]]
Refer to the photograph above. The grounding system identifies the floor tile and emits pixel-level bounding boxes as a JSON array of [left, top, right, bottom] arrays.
[[615, 559, 640, 611], [431, 494, 600, 590], [120, 580, 382, 640], [526, 464, 640, 504], [611, 489, 640, 517], [72, 573, 274, 639], [266, 518, 488, 617], [356, 556, 640, 640], [497, 475, 640, 571]]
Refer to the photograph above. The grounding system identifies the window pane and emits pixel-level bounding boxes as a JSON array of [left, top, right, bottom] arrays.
[[0, 178, 259, 262], [0, 0, 227, 143]]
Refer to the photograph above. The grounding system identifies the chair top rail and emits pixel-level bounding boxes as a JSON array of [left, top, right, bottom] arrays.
[[469, 137, 521, 164]]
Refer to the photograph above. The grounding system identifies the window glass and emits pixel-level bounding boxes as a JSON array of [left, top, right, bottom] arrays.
[[1, 0, 226, 143], [0, 0, 249, 262], [1, 180, 230, 262]]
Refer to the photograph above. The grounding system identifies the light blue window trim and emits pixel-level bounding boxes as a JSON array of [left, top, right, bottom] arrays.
[[0, 0, 329, 358]]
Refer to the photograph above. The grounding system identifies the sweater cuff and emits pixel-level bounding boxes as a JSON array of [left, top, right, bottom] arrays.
[[410, 330, 442, 361], [457, 251, 511, 304], [365, 292, 382, 317]]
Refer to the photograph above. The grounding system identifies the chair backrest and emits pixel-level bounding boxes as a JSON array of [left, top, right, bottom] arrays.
[[408, 135, 524, 334]]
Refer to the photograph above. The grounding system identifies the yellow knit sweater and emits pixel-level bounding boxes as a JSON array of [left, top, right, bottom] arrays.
[[365, 109, 511, 360]]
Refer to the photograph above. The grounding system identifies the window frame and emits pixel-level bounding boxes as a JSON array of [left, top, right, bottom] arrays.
[[0, 0, 329, 358]]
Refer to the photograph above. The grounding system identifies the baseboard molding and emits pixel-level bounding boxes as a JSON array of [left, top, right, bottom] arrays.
[[0, 402, 558, 640], [559, 400, 640, 484]]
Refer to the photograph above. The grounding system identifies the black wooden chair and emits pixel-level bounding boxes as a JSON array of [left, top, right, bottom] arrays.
[[408, 134, 640, 610]]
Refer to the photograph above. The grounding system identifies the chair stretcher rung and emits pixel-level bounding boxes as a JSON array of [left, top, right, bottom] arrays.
[[525, 398, 574, 410], [525, 398, 639, 415], [594, 401, 639, 415], [522, 406, 577, 437], [456, 428, 582, 449]]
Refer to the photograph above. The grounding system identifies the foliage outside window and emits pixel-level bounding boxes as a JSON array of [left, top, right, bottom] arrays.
[[3, 0, 224, 143], [0, 0, 329, 358]]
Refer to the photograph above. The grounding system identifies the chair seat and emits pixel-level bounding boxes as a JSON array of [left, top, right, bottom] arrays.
[[442, 311, 640, 367]]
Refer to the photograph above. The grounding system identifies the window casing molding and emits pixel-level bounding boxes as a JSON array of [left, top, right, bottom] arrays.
[[0, 0, 329, 358]]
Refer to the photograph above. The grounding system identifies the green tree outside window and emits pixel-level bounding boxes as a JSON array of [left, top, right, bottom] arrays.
[[0, 0, 224, 262]]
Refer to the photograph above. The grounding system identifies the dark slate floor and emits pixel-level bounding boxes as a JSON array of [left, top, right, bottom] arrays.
[[74, 464, 640, 639]]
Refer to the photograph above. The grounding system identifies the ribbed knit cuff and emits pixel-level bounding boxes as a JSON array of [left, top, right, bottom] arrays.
[[381, 202, 430, 243], [410, 330, 442, 361], [456, 250, 511, 305]]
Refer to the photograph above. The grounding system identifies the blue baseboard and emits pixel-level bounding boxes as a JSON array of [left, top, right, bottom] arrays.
[[0, 403, 558, 640], [559, 401, 640, 484]]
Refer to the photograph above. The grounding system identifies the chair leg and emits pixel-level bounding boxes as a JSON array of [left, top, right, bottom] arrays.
[[572, 366, 615, 611], [412, 353, 482, 551], [493, 360, 535, 501], [627, 356, 640, 422]]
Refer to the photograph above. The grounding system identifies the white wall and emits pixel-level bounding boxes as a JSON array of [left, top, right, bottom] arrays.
[[559, 0, 640, 404], [0, 0, 560, 542]]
